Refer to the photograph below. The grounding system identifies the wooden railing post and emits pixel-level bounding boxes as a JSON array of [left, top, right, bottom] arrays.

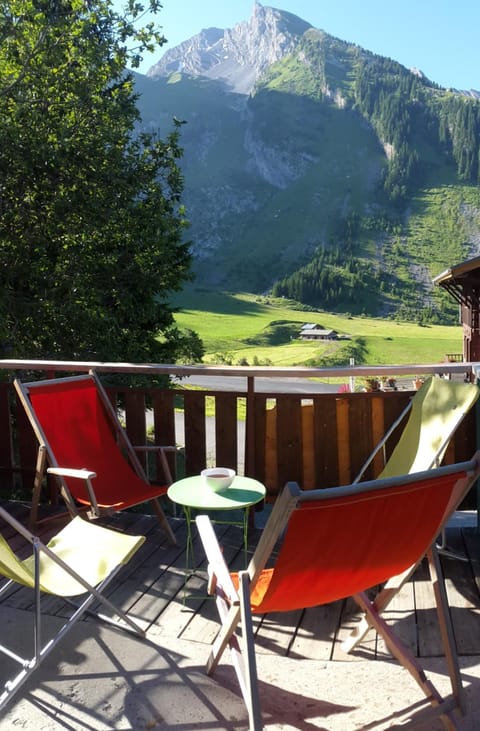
[[245, 375, 256, 477]]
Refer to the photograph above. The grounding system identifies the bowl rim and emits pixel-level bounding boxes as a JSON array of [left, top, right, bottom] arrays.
[[201, 467, 236, 478]]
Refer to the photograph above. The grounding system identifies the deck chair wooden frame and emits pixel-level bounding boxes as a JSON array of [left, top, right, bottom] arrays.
[[0, 506, 146, 711], [14, 372, 177, 544], [196, 455, 480, 731], [345, 376, 479, 652]]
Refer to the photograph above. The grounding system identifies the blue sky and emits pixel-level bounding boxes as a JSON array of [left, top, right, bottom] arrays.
[[116, 0, 480, 91]]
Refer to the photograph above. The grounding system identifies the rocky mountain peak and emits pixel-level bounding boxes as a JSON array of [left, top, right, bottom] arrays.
[[146, 2, 312, 94]]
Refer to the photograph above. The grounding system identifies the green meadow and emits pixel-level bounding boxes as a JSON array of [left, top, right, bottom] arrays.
[[173, 289, 462, 367]]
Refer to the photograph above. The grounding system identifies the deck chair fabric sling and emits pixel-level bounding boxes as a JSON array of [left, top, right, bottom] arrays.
[[0, 505, 146, 711], [14, 372, 176, 544], [196, 455, 480, 731]]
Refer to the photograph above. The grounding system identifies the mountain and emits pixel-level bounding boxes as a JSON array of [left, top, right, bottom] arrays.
[[147, 3, 312, 94], [134, 2, 480, 324]]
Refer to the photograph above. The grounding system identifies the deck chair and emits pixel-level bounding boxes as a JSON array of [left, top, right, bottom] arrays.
[[354, 375, 479, 483], [0, 505, 146, 711], [14, 372, 177, 544], [343, 376, 479, 653], [196, 455, 480, 731]]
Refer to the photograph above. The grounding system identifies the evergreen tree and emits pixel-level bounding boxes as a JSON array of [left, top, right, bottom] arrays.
[[0, 0, 202, 363]]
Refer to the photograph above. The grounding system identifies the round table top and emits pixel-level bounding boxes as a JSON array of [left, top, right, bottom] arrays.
[[167, 474, 266, 511]]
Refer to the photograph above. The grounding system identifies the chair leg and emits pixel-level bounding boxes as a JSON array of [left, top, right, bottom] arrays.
[[436, 529, 469, 562], [209, 573, 262, 729], [29, 446, 47, 530], [151, 497, 176, 545], [207, 601, 241, 676], [354, 591, 461, 731], [342, 562, 418, 653], [427, 546, 464, 712], [239, 571, 263, 730], [0, 552, 145, 712]]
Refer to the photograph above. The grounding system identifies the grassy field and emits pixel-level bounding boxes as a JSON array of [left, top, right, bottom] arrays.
[[173, 288, 463, 367]]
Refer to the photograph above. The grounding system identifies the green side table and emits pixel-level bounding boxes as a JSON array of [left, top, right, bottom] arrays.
[[168, 475, 266, 575]]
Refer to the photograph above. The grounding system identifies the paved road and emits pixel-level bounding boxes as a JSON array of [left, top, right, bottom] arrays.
[[173, 375, 419, 393], [172, 375, 341, 393]]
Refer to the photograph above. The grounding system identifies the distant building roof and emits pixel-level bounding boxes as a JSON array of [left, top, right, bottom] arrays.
[[299, 326, 337, 339], [433, 255, 480, 307], [433, 255, 480, 286]]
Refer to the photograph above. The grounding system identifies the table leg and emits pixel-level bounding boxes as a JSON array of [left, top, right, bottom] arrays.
[[183, 505, 195, 572], [180, 505, 197, 605]]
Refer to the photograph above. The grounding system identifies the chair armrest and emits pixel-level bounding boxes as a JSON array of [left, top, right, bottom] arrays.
[[46, 467, 100, 516], [195, 515, 239, 604], [132, 446, 176, 484], [47, 467, 97, 480]]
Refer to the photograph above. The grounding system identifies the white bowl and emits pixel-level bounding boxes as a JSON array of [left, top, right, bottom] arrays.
[[201, 467, 236, 492]]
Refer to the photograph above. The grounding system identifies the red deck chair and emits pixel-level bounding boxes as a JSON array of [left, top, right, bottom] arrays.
[[196, 455, 480, 730], [14, 372, 177, 544]]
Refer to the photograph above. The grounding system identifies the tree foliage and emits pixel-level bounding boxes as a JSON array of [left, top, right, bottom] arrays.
[[271, 216, 382, 316], [353, 55, 480, 196], [0, 0, 203, 364]]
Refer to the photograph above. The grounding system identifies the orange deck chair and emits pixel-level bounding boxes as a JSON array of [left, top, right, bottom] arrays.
[[196, 455, 480, 731], [14, 372, 177, 544]]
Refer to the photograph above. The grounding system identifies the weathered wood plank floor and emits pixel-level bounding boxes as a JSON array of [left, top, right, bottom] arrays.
[[1, 501, 480, 662]]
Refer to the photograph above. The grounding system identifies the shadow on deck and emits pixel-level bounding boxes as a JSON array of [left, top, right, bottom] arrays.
[[1, 502, 480, 730]]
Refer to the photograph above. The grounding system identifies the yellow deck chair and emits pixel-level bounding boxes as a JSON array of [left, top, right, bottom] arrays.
[[0, 507, 145, 711], [264, 376, 478, 494], [343, 375, 479, 653], [354, 375, 479, 483], [196, 455, 480, 731]]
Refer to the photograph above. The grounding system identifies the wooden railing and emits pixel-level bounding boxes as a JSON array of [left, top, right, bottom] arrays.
[[0, 359, 478, 508], [445, 353, 463, 362]]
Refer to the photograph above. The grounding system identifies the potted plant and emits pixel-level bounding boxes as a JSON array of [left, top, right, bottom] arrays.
[[380, 376, 397, 390], [363, 377, 381, 392]]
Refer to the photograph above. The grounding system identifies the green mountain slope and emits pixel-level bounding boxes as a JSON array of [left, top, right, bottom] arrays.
[[134, 9, 480, 324]]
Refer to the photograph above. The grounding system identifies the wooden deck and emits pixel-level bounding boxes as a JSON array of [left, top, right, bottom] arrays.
[[1, 501, 480, 664]]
